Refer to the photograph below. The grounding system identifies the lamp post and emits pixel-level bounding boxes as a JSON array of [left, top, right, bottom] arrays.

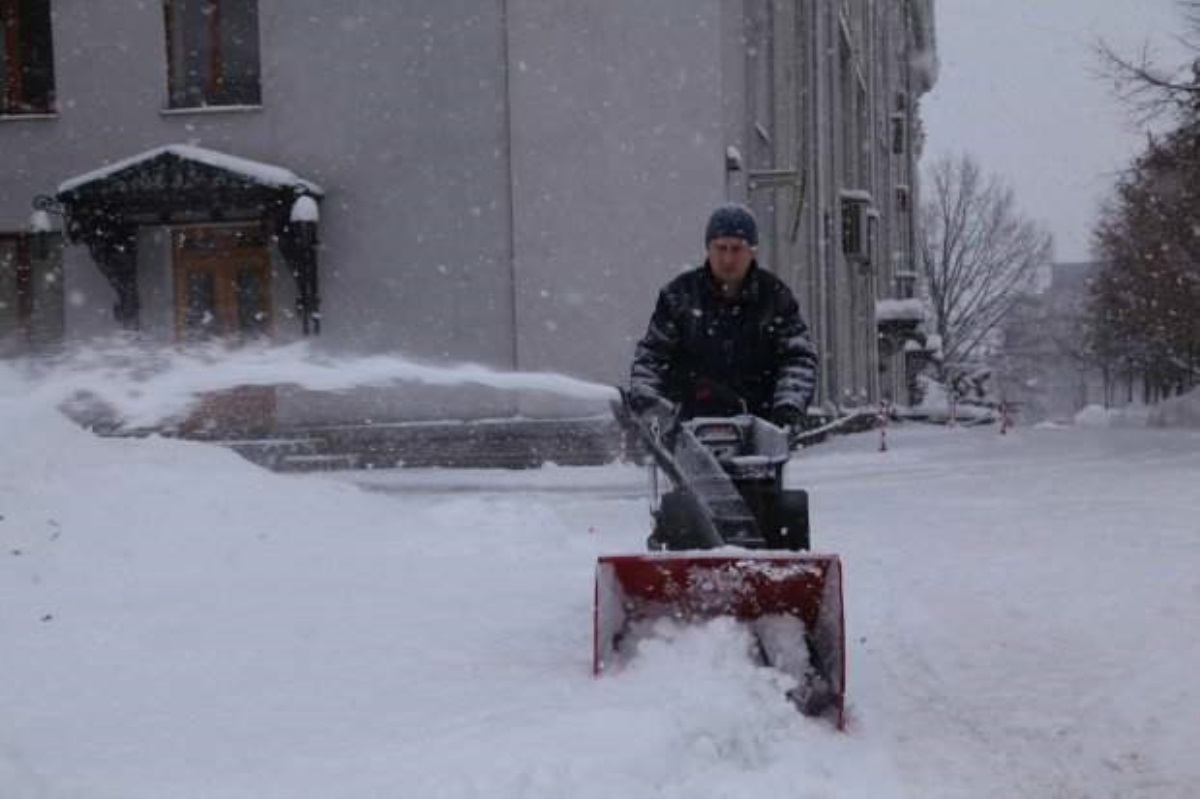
[[29, 196, 61, 261], [288, 193, 321, 335]]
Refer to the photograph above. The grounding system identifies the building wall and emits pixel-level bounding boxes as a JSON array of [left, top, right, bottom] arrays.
[[0, 0, 935, 423], [505, 0, 727, 400], [732, 0, 935, 411], [3, 2, 516, 356]]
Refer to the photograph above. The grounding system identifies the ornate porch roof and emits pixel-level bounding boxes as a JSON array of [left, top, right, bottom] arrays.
[[55, 144, 323, 219], [46, 144, 324, 335]]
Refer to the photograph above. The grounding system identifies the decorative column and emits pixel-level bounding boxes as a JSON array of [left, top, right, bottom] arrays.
[[75, 214, 141, 330]]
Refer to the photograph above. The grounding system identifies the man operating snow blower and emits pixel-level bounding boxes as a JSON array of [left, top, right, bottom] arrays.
[[595, 205, 845, 725], [628, 203, 817, 431]]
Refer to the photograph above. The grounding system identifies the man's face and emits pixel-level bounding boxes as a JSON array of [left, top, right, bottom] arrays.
[[707, 237, 754, 287]]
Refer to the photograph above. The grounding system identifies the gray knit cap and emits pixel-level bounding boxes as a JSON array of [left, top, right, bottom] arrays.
[[704, 203, 758, 247]]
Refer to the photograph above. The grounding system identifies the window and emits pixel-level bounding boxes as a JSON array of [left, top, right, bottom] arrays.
[[890, 112, 906, 155], [1, 0, 55, 116], [164, 0, 261, 109], [892, 94, 909, 156], [840, 191, 872, 263], [0, 232, 63, 355]]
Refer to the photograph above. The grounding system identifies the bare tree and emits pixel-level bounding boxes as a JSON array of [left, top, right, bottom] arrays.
[[1096, 1, 1200, 123], [919, 154, 1053, 380]]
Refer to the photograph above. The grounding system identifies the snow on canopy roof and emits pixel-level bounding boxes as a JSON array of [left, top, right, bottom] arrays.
[[58, 144, 324, 196], [876, 298, 926, 322]]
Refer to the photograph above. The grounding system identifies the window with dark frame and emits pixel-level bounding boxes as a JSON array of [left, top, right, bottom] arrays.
[[891, 112, 906, 155], [0, 235, 33, 345], [0, 0, 55, 116], [164, 0, 261, 109], [840, 193, 872, 263], [0, 231, 63, 354]]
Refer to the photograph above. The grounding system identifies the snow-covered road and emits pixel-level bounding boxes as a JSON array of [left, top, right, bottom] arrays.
[[806, 426, 1199, 798], [3, 373, 1198, 797]]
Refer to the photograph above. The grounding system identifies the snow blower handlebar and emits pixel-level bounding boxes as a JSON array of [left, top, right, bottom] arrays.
[[613, 390, 726, 549]]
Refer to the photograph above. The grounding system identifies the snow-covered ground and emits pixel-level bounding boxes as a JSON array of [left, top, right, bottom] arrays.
[[2, 350, 1198, 799]]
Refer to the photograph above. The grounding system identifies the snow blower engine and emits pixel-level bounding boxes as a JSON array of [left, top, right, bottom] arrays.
[[595, 391, 846, 726]]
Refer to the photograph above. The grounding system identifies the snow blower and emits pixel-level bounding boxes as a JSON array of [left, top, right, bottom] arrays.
[[595, 392, 846, 727]]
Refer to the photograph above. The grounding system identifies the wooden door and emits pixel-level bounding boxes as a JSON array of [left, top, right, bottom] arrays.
[[173, 225, 272, 341], [172, 224, 276, 437]]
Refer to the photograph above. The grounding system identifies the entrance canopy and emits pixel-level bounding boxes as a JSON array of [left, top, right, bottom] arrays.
[[48, 145, 325, 333]]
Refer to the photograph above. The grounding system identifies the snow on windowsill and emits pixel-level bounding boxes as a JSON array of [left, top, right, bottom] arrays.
[[159, 104, 264, 116], [0, 112, 58, 123]]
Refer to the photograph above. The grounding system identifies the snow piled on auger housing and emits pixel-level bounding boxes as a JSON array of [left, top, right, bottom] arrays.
[[678, 557, 823, 613]]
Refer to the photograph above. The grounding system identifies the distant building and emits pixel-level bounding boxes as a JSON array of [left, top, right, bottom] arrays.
[[998, 261, 1144, 422], [1, 0, 936, 430], [1040, 261, 1105, 418]]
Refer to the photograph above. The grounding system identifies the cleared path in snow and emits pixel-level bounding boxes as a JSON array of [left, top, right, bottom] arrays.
[[800, 425, 1200, 799], [336, 423, 1200, 798]]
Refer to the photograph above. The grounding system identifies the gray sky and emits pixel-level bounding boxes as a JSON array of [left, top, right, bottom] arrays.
[[922, 1, 1190, 263]]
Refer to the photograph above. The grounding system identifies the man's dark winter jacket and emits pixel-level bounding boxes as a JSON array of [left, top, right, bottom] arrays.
[[629, 262, 818, 420]]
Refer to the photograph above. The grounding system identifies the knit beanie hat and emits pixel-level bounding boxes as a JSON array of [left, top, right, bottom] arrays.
[[705, 203, 758, 247]]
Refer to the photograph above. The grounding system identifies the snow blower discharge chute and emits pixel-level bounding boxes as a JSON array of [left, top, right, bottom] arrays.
[[595, 393, 846, 727]]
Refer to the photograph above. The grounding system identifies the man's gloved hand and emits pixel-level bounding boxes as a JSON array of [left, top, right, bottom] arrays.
[[770, 403, 805, 430], [627, 391, 677, 430], [627, 391, 660, 415]]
